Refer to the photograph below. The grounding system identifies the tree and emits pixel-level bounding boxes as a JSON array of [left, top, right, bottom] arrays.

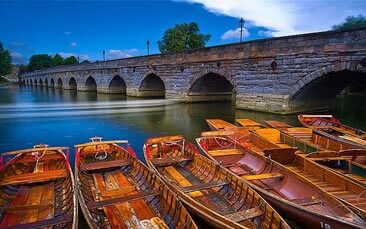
[[0, 41, 12, 76], [333, 15, 366, 30], [52, 54, 64, 66], [81, 60, 90, 64], [63, 56, 78, 65], [28, 54, 53, 71], [158, 22, 211, 53]]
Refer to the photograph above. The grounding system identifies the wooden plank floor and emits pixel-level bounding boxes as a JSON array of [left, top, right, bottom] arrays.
[[92, 170, 158, 228]]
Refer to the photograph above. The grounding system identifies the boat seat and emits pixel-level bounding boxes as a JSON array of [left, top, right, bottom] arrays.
[[80, 159, 130, 172], [0, 169, 67, 186], [0, 214, 73, 229], [208, 148, 244, 157], [291, 196, 321, 206], [225, 207, 263, 223], [152, 156, 192, 167], [242, 173, 283, 181], [88, 190, 160, 210], [180, 180, 228, 193], [2, 203, 53, 213]]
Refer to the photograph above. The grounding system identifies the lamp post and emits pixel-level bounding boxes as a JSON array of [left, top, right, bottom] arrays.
[[146, 40, 150, 56], [102, 50, 106, 61], [239, 17, 245, 42]]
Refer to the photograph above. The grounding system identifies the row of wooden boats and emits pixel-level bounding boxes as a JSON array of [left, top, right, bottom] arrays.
[[0, 114, 365, 228]]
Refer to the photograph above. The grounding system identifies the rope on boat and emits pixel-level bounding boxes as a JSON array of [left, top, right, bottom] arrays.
[[213, 136, 234, 149], [165, 139, 185, 155], [91, 136, 108, 160], [32, 146, 47, 173], [357, 190, 366, 205]]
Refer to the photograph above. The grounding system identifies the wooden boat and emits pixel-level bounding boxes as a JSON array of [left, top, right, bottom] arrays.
[[298, 114, 366, 149], [252, 127, 366, 218], [75, 137, 197, 229], [206, 119, 237, 130], [143, 135, 290, 229], [196, 133, 366, 229], [0, 145, 77, 228], [236, 119, 265, 130], [266, 120, 366, 186]]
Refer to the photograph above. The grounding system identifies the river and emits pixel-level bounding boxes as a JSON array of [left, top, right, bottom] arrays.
[[0, 85, 365, 164]]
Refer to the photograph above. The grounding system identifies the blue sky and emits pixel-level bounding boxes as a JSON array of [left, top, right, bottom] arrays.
[[1, 0, 365, 64]]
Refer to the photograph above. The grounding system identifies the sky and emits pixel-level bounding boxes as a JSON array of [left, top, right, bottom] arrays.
[[1, 0, 365, 64]]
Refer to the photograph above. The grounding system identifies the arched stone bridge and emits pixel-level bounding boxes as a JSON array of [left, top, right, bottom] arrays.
[[21, 28, 366, 114]]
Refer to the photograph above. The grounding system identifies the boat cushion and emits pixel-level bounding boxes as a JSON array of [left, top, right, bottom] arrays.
[[0, 169, 67, 186]]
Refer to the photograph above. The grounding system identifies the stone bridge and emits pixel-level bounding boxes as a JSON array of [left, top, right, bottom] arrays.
[[21, 28, 366, 114]]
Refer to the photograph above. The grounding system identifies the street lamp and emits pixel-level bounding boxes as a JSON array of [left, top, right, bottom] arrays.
[[102, 50, 106, 61], [239, 17, 245, 42], [146, 40, 150, 55]]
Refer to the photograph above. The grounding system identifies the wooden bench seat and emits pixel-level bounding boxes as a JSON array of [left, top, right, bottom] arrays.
[[80, 159, 130, 172], [225, 207, 263, 222], [242, 173, 283, 181], [88, 190, 160, 210], [152, 156, 192, 167], [1, 214, 72, 229], [2, 203, 53, 213], [208, 148, 244, 157], [180, 180, 228, 193], [0, 169, 67, 186], [291, 196, 321, 206]]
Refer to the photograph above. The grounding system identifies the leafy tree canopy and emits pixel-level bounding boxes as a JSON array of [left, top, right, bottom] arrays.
[[52, 54, 64, 66], [63, 56, 78, 65], [0, 41, 12, 76], [28, 54, 53, 71], [158, 22, 211, 53], [333, 15, 366, 30]]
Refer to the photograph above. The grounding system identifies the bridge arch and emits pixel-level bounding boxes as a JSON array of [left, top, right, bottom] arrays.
[[85, 76, 97, 92], [57, 78, 63, 89], [109, 75, 127, 94], [50, 78, 55, 88], [289, 62, 366, 112], [68, 77, 77, 90], [34, 79, 37, 86], [39, 78, 43, 87], [188, 71, 235, 101], [44, 78, 49, 87], [139, 73, 165, 97]]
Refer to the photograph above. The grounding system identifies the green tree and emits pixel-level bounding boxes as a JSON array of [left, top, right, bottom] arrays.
[[63, 56, 78, 65], [333, 15, 366, 30], [0, 41, 12, 76], [158, 22, 211, 53], [52, 54, 64, 66], [28, 54, 53, 71]]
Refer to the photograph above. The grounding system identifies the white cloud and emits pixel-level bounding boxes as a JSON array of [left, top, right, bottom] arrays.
[[258, 30, 273, 37], [10, 52, 25, 64], [64, 31, 71, 36], [221, 27, 250, 40], [180, 0, 366, 36], [70, 42, 77, 48], [58, 52, 77, 58], [107, 49, 134, 60], [124, 48, 139, 54], [79, 55, 89, 62]]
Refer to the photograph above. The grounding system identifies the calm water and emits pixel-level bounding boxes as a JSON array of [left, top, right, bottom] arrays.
[[0, 85, 365, 164]]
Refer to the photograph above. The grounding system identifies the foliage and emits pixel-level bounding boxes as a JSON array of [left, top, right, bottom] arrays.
[[63, 56, 78, 65], [158, 22, 211, 53], [81, 60, 90, 64], [18, 64, 29, 74], [52, 54, 64, 66], [333, 15, 366, 30], [0, 41, 12, 76], [28, 54, 53, 71]]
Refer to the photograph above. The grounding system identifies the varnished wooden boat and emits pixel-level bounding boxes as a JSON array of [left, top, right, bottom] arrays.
[[298, 114, 366, 149], [0, 145, 77, 228], [265, 120, 366, 186], [236, 119, 265, 130], [196, 133, 366, 228], [206, 118, 237, 130], [75, 137, 197, 229], [144, 135, 290, 229], [252, 127, 366, 218]]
